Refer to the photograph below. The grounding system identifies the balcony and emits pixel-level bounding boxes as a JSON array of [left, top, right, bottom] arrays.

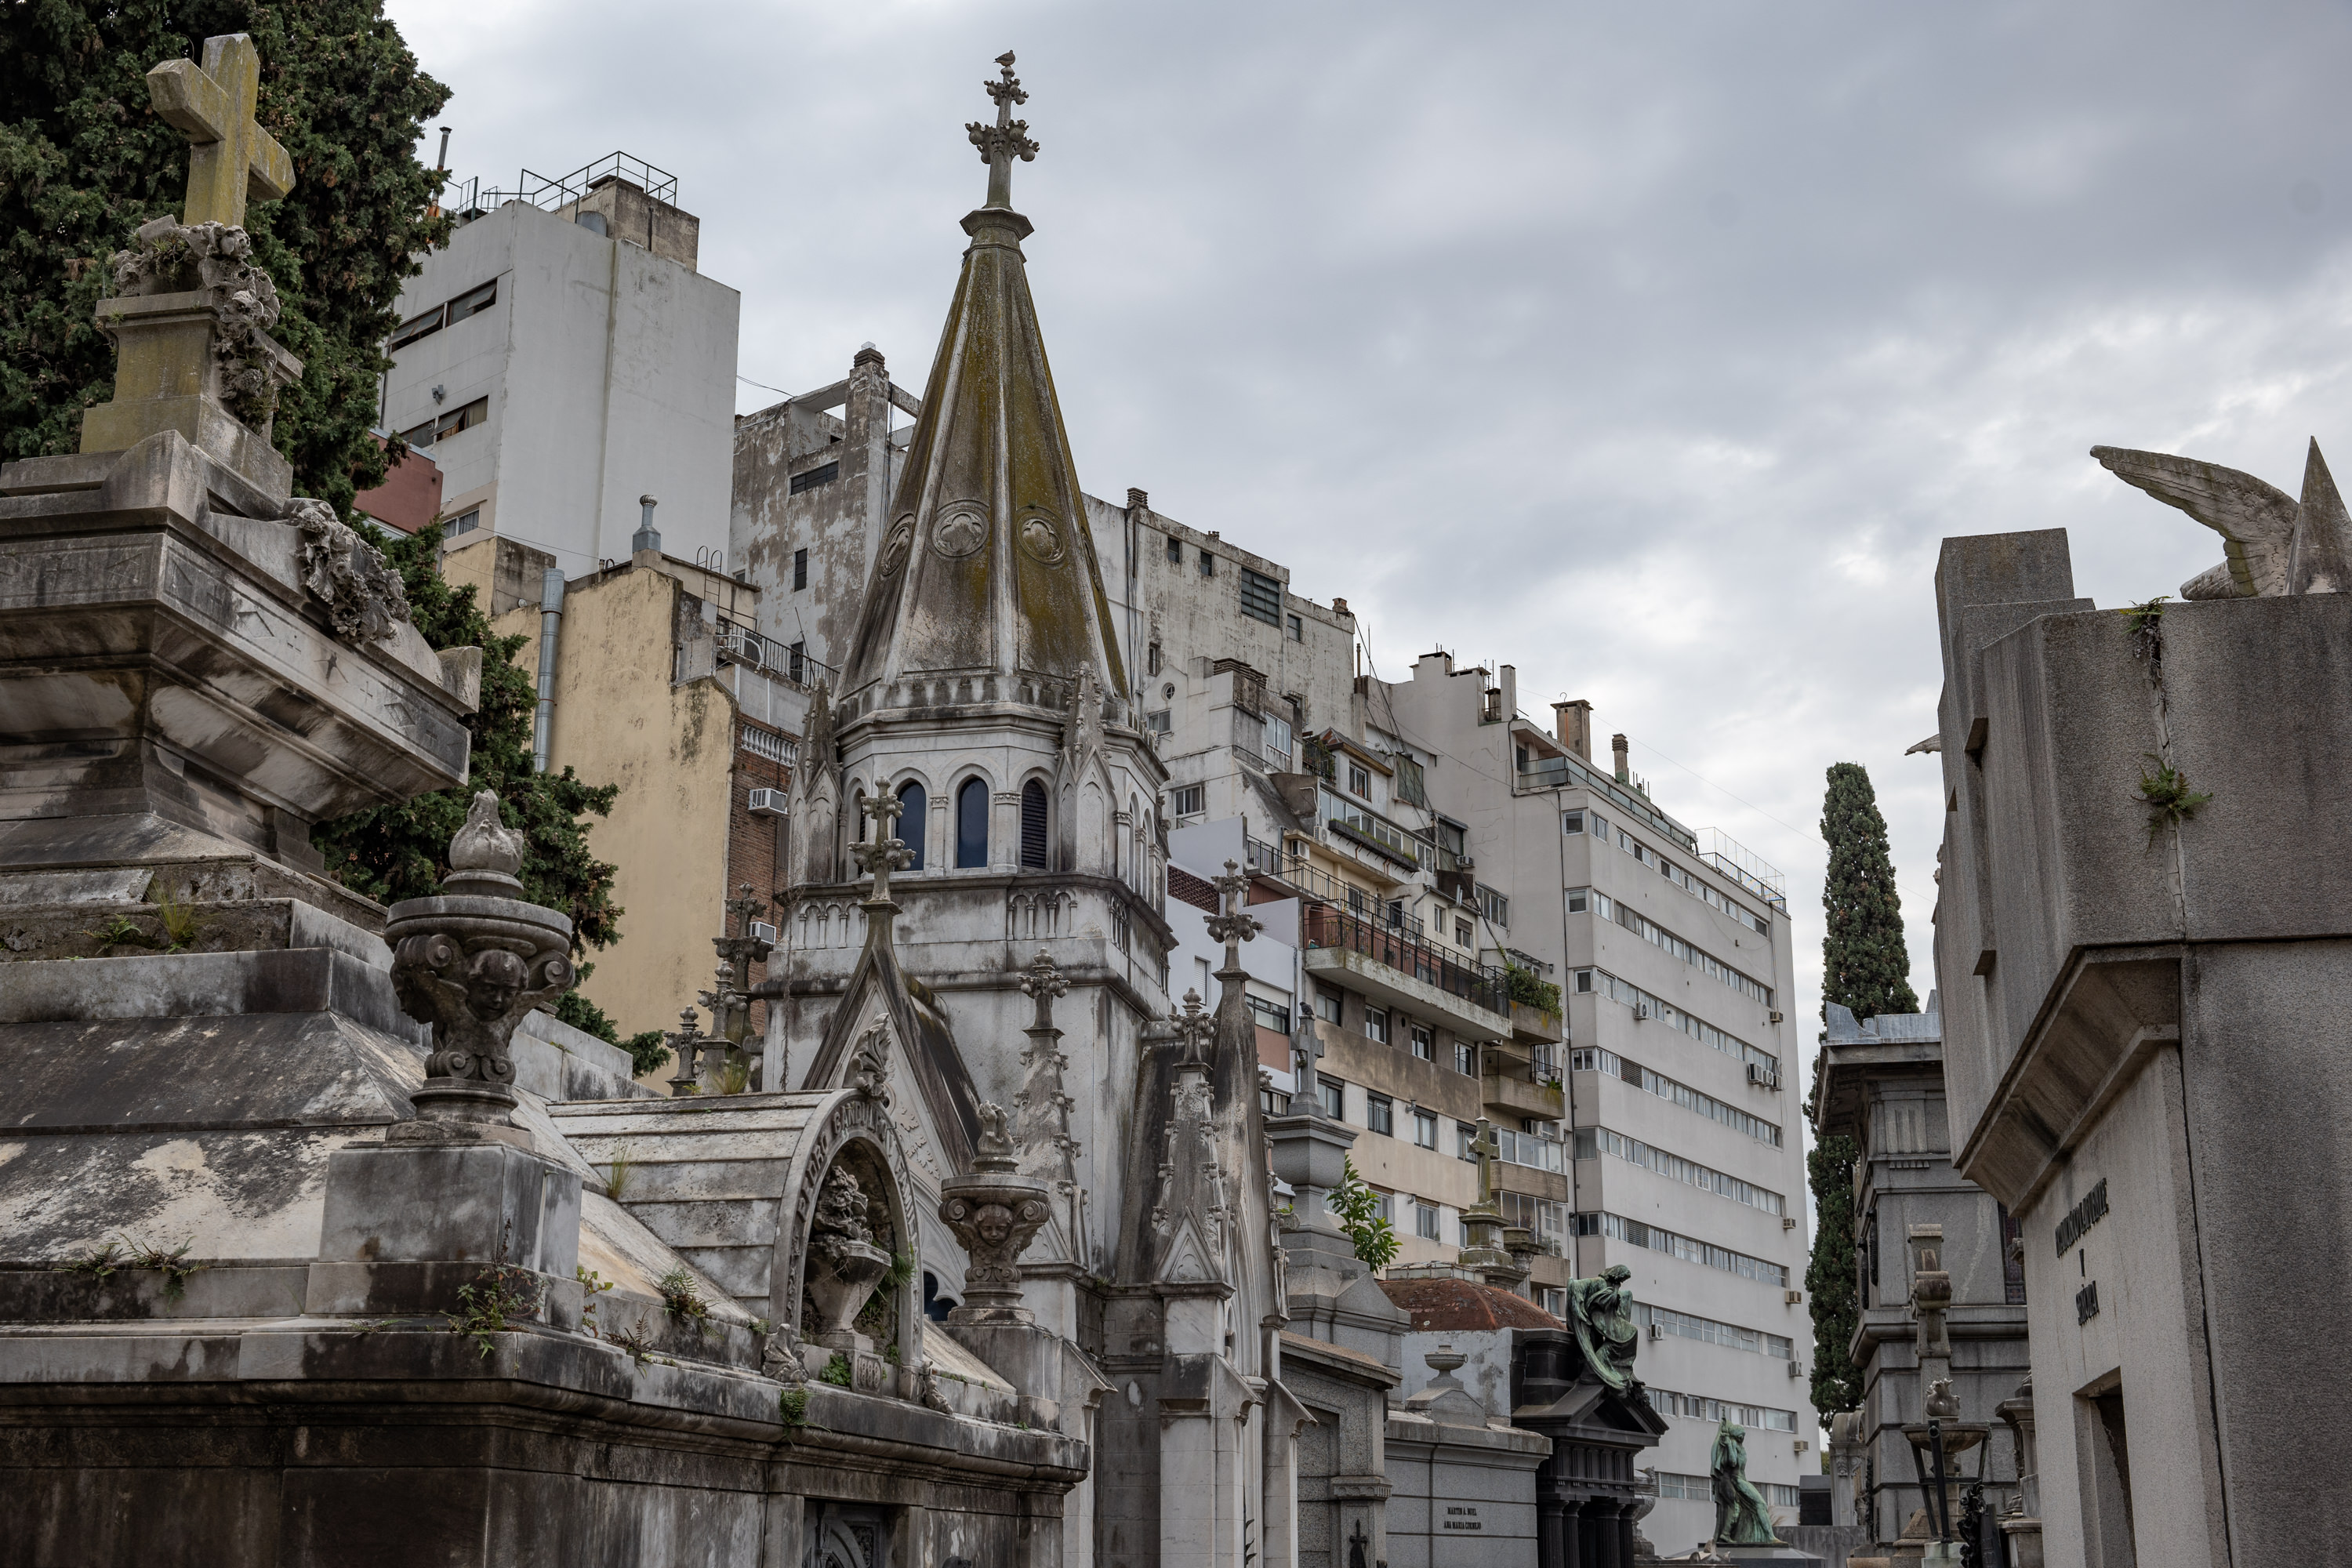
[[1301, 902, 1511, 1040], [1508, 1000, 1563, 1044], [1484, 1065, 1566, 1123]]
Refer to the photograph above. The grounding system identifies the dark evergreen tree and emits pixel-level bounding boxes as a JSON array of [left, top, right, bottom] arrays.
[[1806, 1134, 1862, 1414], [1819, 761, 1920, 1023], [1807, 761, 1918, 1415], [0, 0, 449, 515]]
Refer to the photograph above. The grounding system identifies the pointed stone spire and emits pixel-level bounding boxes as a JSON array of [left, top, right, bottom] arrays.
[[839, 52, 1128, 716]]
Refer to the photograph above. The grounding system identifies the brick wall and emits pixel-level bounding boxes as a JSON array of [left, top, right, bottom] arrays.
[[725, 721, 793, 1036]]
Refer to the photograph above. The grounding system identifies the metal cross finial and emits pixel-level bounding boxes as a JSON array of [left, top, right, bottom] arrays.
[[1204, 858, 1261, 960], [967, 49, 1040, 209], [146, 34, 294, 229], [1019, 948, 1069, 1031], [1171, 987, 1215, 1069], [852, 793, 914, 899]]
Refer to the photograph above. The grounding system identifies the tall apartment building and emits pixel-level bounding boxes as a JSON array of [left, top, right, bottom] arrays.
[[1380, 653, 1814, 1553], [383, 155, 740, 578]]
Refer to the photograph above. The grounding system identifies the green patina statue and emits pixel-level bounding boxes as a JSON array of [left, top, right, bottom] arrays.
[[1710, 1418, 1780, 1546], [1564, 1262, 1642, 1393]]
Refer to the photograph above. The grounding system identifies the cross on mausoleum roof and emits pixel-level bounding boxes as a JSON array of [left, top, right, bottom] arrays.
[[147, 34, 292, 229], [967, 50, 1039, 209]]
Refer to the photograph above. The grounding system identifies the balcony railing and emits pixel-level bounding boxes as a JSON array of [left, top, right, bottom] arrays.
[[1697, 827, 1789, 913], [1301, 902, 1505, 1015]]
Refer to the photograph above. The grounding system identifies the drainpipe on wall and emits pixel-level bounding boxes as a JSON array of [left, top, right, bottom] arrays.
[[532, 567, 565, 773]]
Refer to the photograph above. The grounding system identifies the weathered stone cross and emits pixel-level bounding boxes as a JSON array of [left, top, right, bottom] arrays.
[[966, 49, 1039, 209], [147, 34, 293, 229], [852, 793, 915, 901], [1468, 1117, 1501, 1208], [1204, 858, 1261, 969]]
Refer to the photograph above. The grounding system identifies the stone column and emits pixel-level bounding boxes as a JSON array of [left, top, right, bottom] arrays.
[[1613, 1503, 1635, 1568]]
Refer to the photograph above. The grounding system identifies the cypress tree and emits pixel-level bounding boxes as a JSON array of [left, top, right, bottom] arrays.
[[1819, 761, 1919, 1023], [0, 0, 448, 514], [1806, 761, 1918, 1414]]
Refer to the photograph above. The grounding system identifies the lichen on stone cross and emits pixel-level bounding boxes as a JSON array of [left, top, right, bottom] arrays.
[[1171, 987, 1216, 1069], [851, 793, 914, 899], [147, 34, 293, 229], [1018, 947, 1069, 1030], [966, 49, 1039, 208], [1204, 858, 1261, 964]]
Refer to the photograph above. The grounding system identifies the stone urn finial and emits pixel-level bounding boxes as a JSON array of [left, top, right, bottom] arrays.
[[938, 1098, 1051, 1324], [386, 789, 575, 1143]]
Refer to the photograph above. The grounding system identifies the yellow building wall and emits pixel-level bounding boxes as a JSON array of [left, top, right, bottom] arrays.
[[493, 564, 739, 1044]]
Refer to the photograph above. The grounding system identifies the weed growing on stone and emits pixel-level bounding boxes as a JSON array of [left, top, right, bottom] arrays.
[[603, 1142, 637, 1199], [151, 884, 201, 952], [609, 1313, 657, 1367], [2137, 754, 2214, 844], [61, 1240, 125, 1283], [657, 1266, 711, 1333], [80, 915, 149, 953], [124, 1237, 203, 1300], [713, 1053, 751, 1096], [445, 1263, 539, 1361], [778, 1387, 811, 1427], [819, 1353, 853, 1387], [576, 1265, 615, 1338]]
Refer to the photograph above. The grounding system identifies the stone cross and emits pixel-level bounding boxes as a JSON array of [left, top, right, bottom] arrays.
[[852, 793, 914, 901], [1205, 858, 1261, 970], [966, 50, 1040, 209], [1019, 946, 1069, 1031], [1468, 1117, 1501, 1208], [147, 34, 293, 229], [1171, 987, 1216, 1069]]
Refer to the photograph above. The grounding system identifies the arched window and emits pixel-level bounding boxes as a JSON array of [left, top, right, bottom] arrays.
[[897, 781, 927, 870], [1020, 781, 1048, 869], [956, 777, 989, 868], [851, 787, 867, 843]]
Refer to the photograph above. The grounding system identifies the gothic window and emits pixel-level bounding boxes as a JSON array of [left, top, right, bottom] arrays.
[[851, 787, 867, 842], [1020, 781, 1048, 869], [955, 777, 989, 868], [897, 781, 927, 870]]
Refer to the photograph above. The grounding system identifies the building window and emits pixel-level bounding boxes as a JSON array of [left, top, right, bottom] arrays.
[[1347, 763, 1372, 798], [444, 508, 481, 538], [1020, 780, 1048, 869], [788, 461, 840, 495], [389, 307, 443, 350], [1197, 550, 1214, 578], [955, 777, 989, 869], [1454, 919, 1473, 947], [1247, 994, 1292, 1035], [1454, 1042, 1476, 1076], [1563, 809, 1584, 835], [1166, 534, 1182, 564], [793, 548, 808, 590], [1319, 1079, 1345, 1121], [851, 787, 867, 842], [1479, 886, 1510, 927], [1287, 612, 1302, 641], [1364, 1007, 1388, 1045], [1316, 985, 1343, 1024], [895, 782, 928, 869], [1566, 887, 1589, 913], [1367, 1094, 1393, 1136], [1410, 1024, 1434, 1062], [1171, 784, 1205, 819], [1588, 811, 1608, 839], [1145, 709, 1173, 734], [1413, 1109, 1439, 1149], [401, 395, 489, 449], [1240, 566, 1282, 625], [1414, 1200, 1441, 1240], [1147, 642, 1161, 676], [445, 279, 496, 325], [788, 641, 807, 682], [1261, 1086, 1291, 1117]]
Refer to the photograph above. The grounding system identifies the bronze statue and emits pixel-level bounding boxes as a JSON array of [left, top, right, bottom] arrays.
[[1564, 1262, 1640, 1393], [1710, 1418, 1779, 1546]]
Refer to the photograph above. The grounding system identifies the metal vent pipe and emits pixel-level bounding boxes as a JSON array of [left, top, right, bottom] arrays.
[[532, 567, 565, 772]]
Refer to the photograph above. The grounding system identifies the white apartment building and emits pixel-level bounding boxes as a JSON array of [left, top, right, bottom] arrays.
[[1381, 652, 1814, 1555], [383, 154, 740, 579]]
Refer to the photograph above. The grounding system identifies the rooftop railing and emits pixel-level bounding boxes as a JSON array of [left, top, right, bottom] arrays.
[[1697, 827, 1788, 912], [1301, 902, 1506, 1017]]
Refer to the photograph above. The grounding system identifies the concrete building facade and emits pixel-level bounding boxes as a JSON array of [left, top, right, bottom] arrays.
[[383, 156, 740, 575]]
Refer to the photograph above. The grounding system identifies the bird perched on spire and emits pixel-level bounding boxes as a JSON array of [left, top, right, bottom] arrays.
[[2091, 440, 2352, 597]]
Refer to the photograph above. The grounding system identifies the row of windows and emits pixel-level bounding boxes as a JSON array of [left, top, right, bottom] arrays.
[[1569, 887, 1773, 1009], [1570, 1047, 1784, 1147], [1317, 1081, 1560, 1171], [1158, 531, 1305, 640], [399, 395, 488, 451], [1574, 1126, 1786, 1216], [1563, 808, 1769, 934], [1655, 1473, 1802, 1509], [389, 278, 497, 350], [1570, 967, 1780, 1080], [1635, 1302, 1794, 1360], [848, 779, 1049, 871], [1645, 1387, 1798, 1432], [1572, 1210, 1790, 1287]]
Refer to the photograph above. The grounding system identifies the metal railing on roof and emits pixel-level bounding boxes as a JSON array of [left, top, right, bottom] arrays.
[[1697, 827, 1788, 913], [480, 151, 678, 213], [1516, 750, 1699, 851], [1301, 902, 1506, 1017]]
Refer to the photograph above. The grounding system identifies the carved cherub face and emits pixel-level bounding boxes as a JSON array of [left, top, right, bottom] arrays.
[[463, 949, 528, 1018], [974, 1203, 1014, 1246]]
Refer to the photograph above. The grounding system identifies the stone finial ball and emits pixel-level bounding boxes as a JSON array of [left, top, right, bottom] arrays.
[[448, 789, 524, 877]]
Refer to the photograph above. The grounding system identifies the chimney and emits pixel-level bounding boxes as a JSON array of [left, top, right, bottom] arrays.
[[1127, 487, 1149, 511], [1498, 664, 1518, 723], [1612, 733, 1630, 783], [633, 494, 661, 556], [1553, 699, 1593, 760], [853, 339, 885, 370], [1332, 597, 1349, 616]]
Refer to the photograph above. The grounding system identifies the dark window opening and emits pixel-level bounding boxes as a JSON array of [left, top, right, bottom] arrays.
[[1020, 781, 1049, 869], [1165, 534, 1182, 564], [1240, 567, 1282, 625], [401, 395, 488, 449], [1999, 1203, 2027, 1305], [789, 461, 840, 495], [792, 547, 808, 590], [956, 778, 989, 868], [789, 641, 807, 683], [896, 782, 927, 869]]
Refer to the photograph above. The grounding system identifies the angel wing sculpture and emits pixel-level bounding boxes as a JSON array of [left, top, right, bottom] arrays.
[[2092, 440, 2352, 597]]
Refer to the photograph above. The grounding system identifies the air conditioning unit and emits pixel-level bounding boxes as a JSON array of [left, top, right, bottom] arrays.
[[1746, 1063, 1779, 1089], [1647, 1322, 1664, 1342], [1785, 1289, 1803, 1305], [1632, 1004, 1650, 1022], [1788, 1360, 1803, 1379], [1768, 1009, 1784, 1024], [1783, 1216, 1797, 1230], [749, 921, 777, 945], [747, 787, 786, 815]]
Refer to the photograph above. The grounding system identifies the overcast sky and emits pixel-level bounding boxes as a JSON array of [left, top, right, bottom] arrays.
[[384, 0, 2352, 1087]]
